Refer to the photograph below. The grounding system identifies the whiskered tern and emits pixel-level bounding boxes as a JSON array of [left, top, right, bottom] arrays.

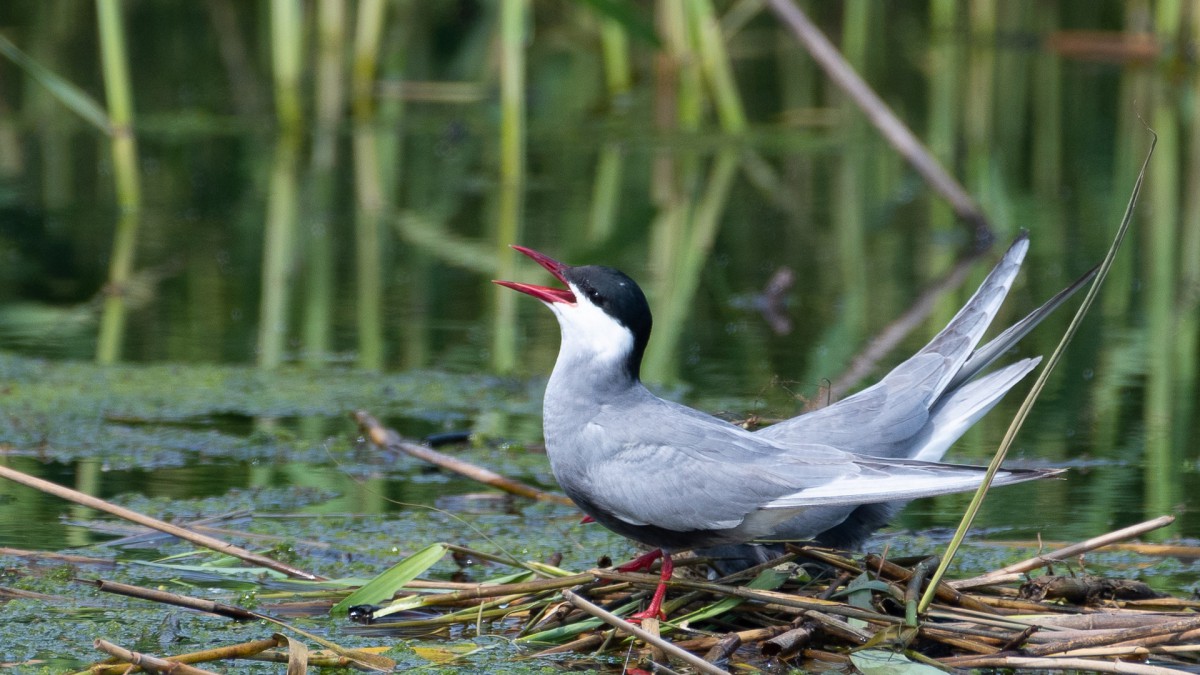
[[496, 233, 1087, 619]]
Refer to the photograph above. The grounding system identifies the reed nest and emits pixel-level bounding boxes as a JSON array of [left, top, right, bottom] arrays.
[[59, 519, 1200, 675]]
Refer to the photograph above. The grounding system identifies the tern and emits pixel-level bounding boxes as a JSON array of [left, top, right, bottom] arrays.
[[496, 233, 1085, 620]]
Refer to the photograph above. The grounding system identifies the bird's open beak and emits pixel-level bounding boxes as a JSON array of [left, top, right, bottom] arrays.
[[493, 245, 576, 304]]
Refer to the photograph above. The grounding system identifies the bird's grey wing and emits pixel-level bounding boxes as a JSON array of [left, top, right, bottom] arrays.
[[756, 353, 945, 455], [764, 459, 1061, 509], [729, 357, 1041, 562], [758, 232, 1031, 457], [908, 357, 1039, 462], [948, 262, 1098, 391], [579, 403, 857, 532], [736, 358, 1043, 555], [911, 232, 1030, 394]]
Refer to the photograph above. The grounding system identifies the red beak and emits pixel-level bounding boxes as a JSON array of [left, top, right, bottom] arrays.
[[493, 245, 576, 304]]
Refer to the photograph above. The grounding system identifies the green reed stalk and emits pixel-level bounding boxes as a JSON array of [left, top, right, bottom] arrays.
[[1143, 93, 1180, 529], [1155, 0, 1183, 45], [835, 0, 869, 338], [353, 130, 386, 371], [642, 150, 738, 384], [0, 32, 107, 132], [491, 0, 527, 374], [964, 0, 996, 213], [993, 3, 1030, 185], [686, 0, 746, 133], [1105, 1, 1151, 319], [648, 0, 702, 320], [66, 459, 101, 548], [259, 0, 304, 369], [1031, 1, 1062, 197], [599, 17, 632, 96], [587, 145, 624, 243], [28, 1, 83, 211], [352, 0, 385, 117], [926, 0, 961, 291], [918, 137, 1154, 614], [1177, 7, 1200, 428], [302, 0, 347, 366], [0, 95, 22, 178], [270, 0, 304, 131], [257, 136, 301, 369], [314, 0, 347, 159], [351, 0, 388, 371], [661, 0, 703, 132], [589, 15, 631, 243], [1140, 0, 1183, 528], [94, 0, 142, 364]]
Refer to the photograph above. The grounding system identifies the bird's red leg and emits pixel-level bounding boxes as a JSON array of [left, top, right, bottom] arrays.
[[580, 514, 595, 524], [616, 548, 662, 572], [627, 553, 673, 621]]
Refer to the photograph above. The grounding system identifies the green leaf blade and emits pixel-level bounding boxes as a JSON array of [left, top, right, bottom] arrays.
[[0, 33, 112, 133], [330, 542, 448, 616], [851, 649, 945, 675]]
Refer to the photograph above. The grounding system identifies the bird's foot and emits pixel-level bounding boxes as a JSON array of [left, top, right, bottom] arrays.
[[626, 606, 667, 623], [616, 548, 663, 573], [620, 552, 673, 622]]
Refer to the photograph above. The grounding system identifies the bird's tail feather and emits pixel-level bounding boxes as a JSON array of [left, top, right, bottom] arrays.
[[911, 357, 1041, 462], [947, 262, 1100, 393], [765, 462, 1062, 509], [914, 232, 1030, 398]]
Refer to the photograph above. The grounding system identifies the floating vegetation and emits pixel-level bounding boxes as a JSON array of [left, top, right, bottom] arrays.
[[5, 511, 1199, 673], [2, 419, 1199, 673]]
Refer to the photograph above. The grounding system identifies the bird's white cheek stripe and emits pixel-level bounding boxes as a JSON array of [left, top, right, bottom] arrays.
[[550, 296, 634, 368]]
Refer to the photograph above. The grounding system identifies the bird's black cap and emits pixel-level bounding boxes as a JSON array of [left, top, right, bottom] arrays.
[[563, 265, 653, 379]]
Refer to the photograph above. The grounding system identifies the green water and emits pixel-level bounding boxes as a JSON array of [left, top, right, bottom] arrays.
[[0, 1, 1198, 670]]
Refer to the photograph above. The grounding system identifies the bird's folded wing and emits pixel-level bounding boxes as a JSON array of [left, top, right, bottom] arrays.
[[759, 233, 1033, 456], [763, 459, 1062, 509], [757, 352, 946, 450], [582, 407, 860, 532]]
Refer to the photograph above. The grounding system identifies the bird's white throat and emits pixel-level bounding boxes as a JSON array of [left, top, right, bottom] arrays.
[[547, 285, 635, 371]]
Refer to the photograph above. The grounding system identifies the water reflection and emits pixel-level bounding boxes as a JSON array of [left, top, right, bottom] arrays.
[[0, 3, 1195, 550]]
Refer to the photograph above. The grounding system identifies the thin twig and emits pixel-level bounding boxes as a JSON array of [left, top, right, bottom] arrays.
[[561, 590, 731, 675], [80, 578, 259, 621], [1023, 615, 1200, 657], [0, 464, 323, 581], [0, 586, 65, 602], [905, 555, 939, 625], [384, 572, 593, 607], [78, 638, 281, 675], [863, 553, 995, 614], [1062, 644, 1200, 658], [92, 639, 222, 675], [594, 570, 900, 625], [940, 655, 1193, 674], [951, 515, 1176, 589], [85, 578, 394, 672], [674, 626, 791, 653], [972, 538, 1200, 559], [355, 411, 574, 506]]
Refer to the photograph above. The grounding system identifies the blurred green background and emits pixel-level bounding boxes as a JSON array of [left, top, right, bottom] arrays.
[[0, 0, 1196, 555]]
